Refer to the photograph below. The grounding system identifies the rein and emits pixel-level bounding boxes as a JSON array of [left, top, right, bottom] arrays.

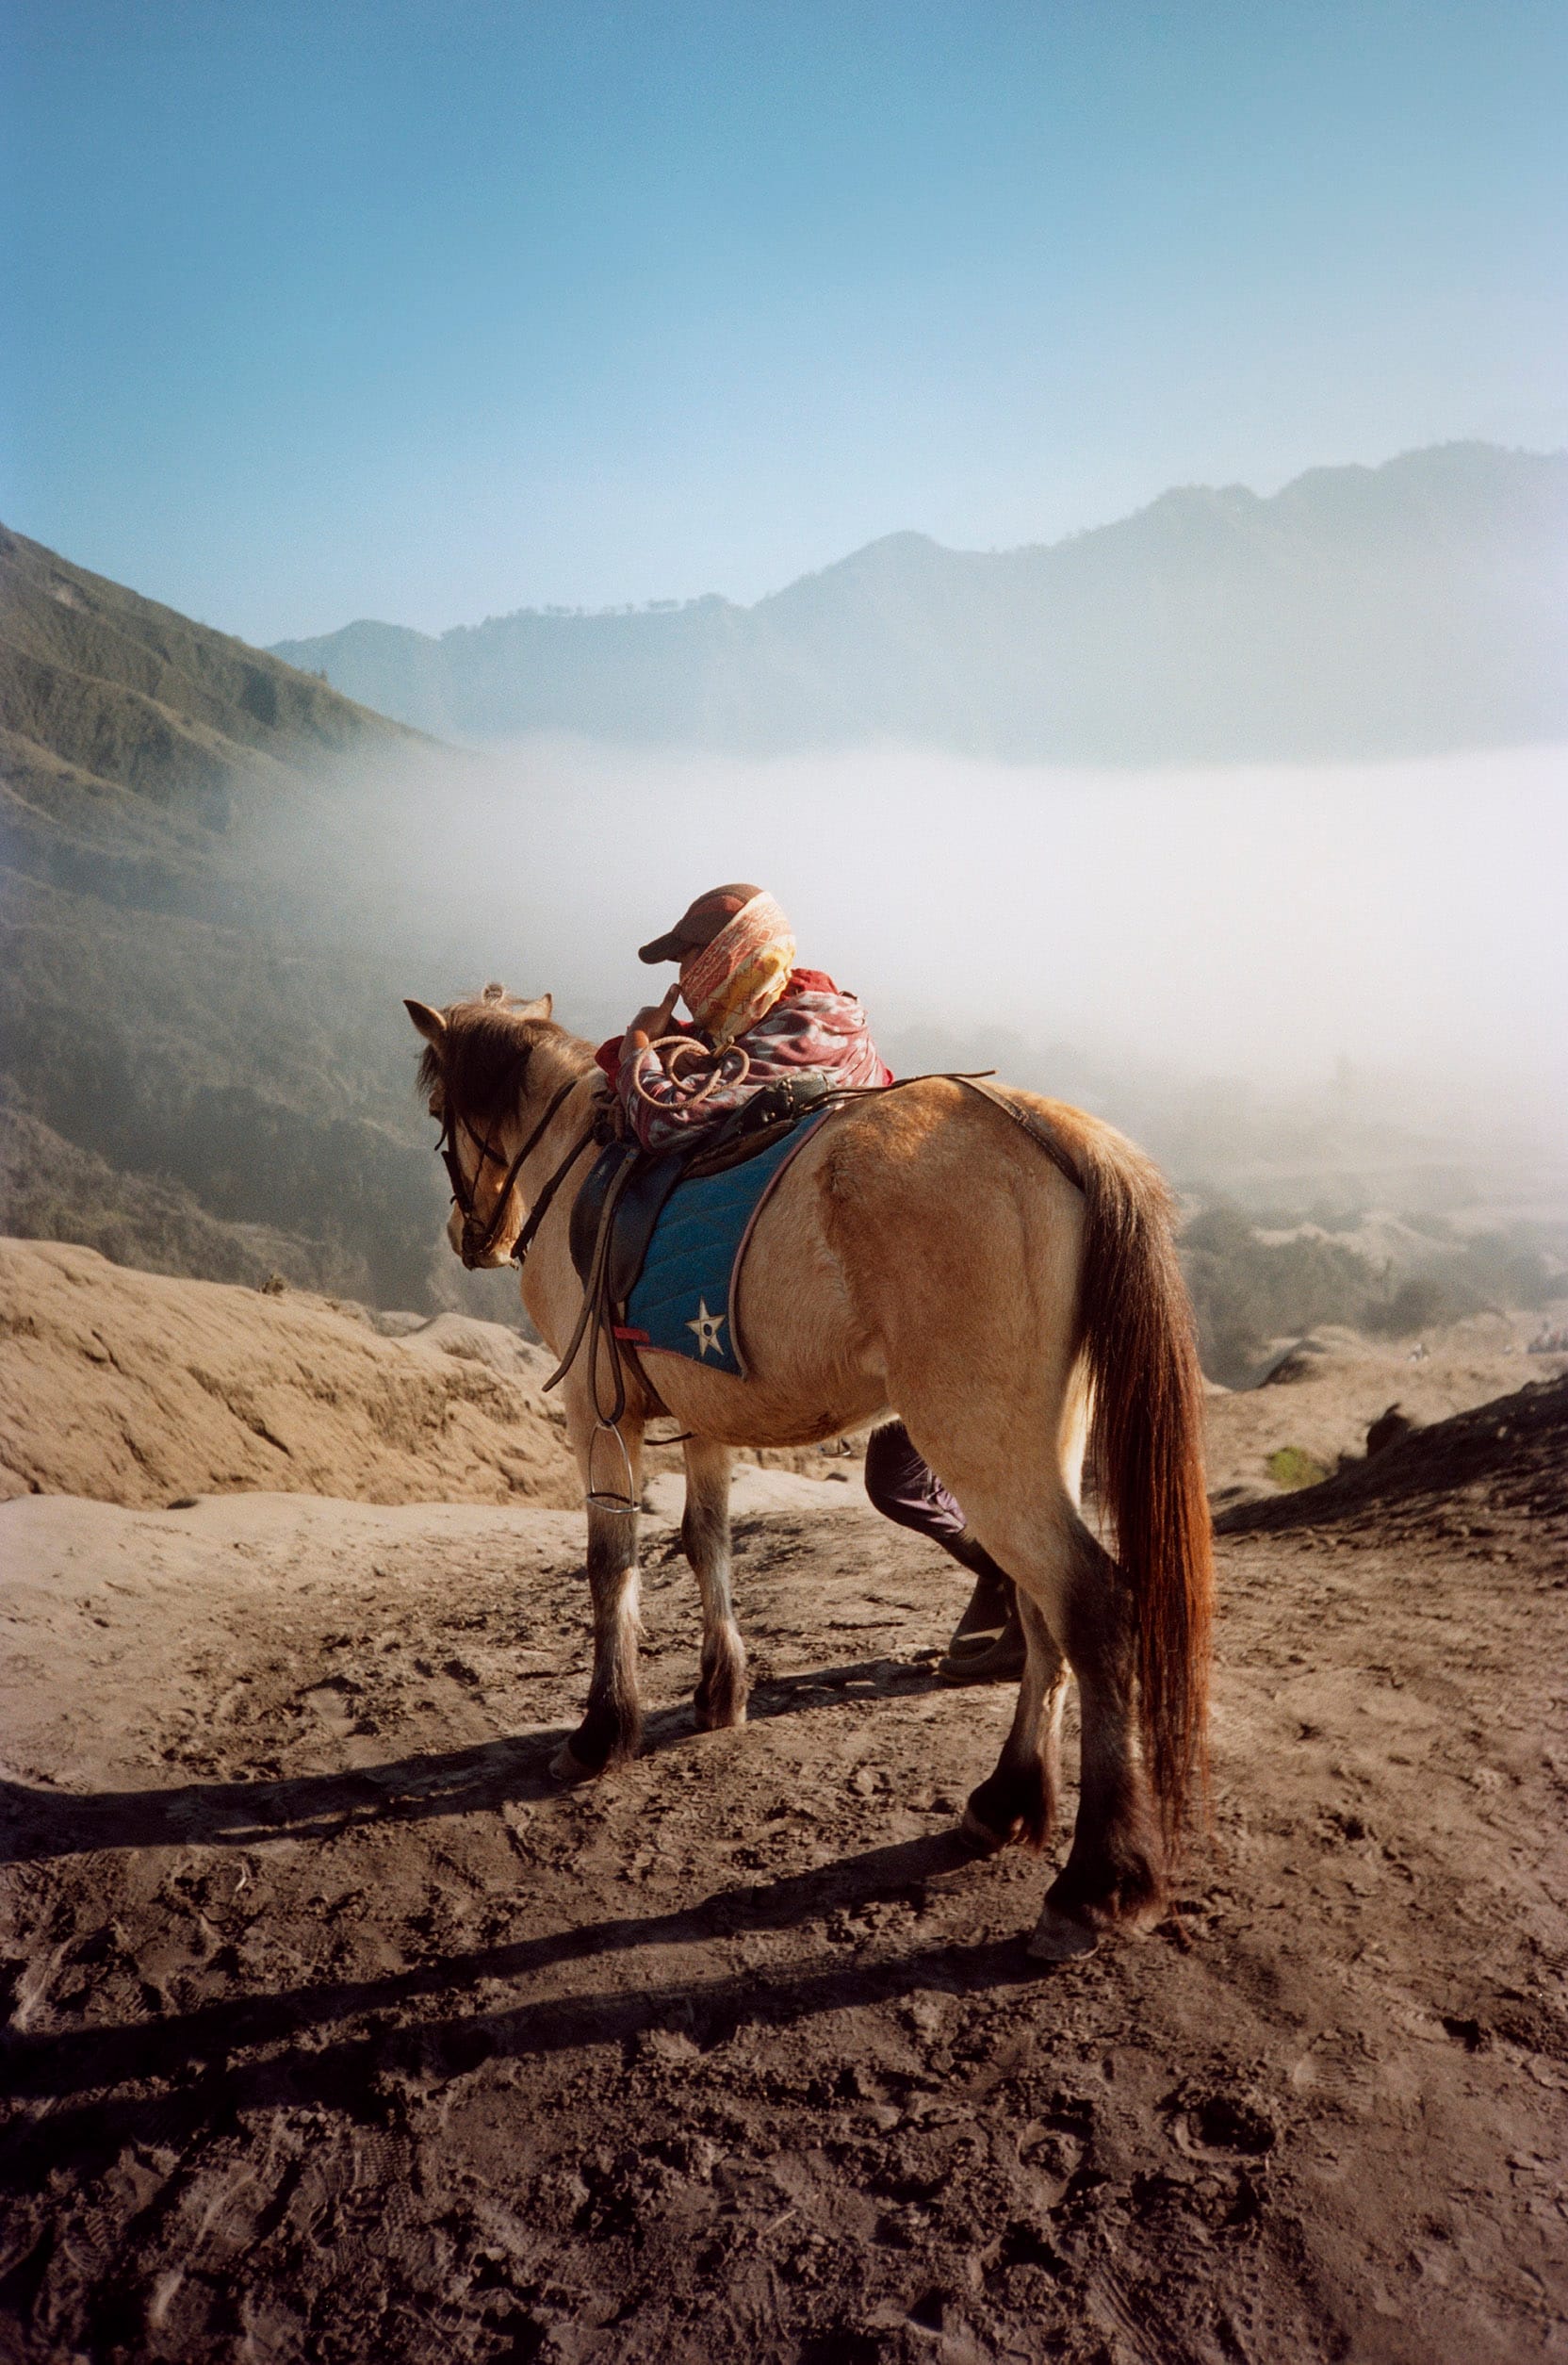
[[439, 1073, 586, 1268]]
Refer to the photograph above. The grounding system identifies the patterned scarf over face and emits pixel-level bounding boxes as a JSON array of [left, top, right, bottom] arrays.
[[678, 890, 797, 1049]]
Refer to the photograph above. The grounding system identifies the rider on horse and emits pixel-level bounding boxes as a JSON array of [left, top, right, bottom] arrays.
[[602, 881, 1026, 1684]]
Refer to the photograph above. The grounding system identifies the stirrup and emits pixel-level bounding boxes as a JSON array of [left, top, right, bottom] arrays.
[[585, 1420, 638, 1518]]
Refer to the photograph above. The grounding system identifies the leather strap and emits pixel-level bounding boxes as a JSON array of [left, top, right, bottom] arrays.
[[542, 1148, 641, 1417], [444, 1074, 582, 1265], [950, 1074, 1084, 1193], [510, 1121, 598, 1267]]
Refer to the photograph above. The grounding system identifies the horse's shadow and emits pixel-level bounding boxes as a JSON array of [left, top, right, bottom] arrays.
[[0, 1823, 1052, 2189], [0, 1650, 1047, 2183], [0, 1653, 952, 1868], [6, 1826, 1016, 2099]]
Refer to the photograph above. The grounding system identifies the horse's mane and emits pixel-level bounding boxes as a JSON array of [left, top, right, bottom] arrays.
[[418, 993, 596, 1130]]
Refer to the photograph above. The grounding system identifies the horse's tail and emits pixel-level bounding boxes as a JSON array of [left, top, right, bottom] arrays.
[[1071, 1120, 1214, 1847]]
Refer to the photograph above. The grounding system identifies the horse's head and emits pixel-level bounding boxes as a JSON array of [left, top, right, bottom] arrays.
[[405, 983, 588, 1268]]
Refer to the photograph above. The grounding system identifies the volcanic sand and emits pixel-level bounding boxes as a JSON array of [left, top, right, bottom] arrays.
[[0, 1240, 848, 1511], [2, 1353, 1566, 2361]]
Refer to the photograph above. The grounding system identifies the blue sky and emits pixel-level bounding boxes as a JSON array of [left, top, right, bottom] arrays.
[[4, 1, 1565, 643]]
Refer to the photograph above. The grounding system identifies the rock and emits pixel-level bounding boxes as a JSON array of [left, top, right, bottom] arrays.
[[1366, 1403, 1417, 1457]]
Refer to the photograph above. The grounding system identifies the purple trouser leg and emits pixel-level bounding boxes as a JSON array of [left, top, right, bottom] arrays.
[[862, 1421, 970, 1547], [863, 1423, 1020, 1670]]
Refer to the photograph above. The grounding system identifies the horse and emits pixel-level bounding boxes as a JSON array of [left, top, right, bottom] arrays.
[[403, 988, 1214, 1962]]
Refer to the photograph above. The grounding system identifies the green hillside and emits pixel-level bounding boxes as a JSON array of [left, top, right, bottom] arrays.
[[0, 525, 449, 1305]]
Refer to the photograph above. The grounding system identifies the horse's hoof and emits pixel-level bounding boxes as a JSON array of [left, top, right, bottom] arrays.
[[959, 1803, 1012, 1857], [694, 1707, 746, 1734], [694, 1651, 748, 1733], [548, 1742, 599, 1786], [1025, 1902, 1101, 1963]]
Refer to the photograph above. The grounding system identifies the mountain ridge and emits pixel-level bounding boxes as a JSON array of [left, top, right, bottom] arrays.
[[270, 441, 1568, 759]]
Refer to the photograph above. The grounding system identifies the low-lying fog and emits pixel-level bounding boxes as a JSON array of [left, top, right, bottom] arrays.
[[270, 737, 1568, 1206]]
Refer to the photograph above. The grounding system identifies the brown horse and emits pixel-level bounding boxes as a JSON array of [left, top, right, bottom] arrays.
[[404, 989, 1214, 1961]]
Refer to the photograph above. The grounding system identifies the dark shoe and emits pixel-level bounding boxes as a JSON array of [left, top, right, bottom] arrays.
[[945, 1556, 1013, 1651], [938, 1607, 1027, 1685], [938, 1544, 1023, 1681]]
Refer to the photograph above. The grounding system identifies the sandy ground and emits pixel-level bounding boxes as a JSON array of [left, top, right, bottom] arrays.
[[0, 1241, 578, 1510], [0, 1241, 863, 1512], [2, 1382, 1566, 2364]]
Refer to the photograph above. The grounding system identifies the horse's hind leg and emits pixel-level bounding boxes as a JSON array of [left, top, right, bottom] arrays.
[[955, 1372, 1083, 1856], [681, 1436, 747, 1731], [1029, 1519, 1165, 1962], [961, 1596, 1069, 1854], [551, 1412, 646, 1783]]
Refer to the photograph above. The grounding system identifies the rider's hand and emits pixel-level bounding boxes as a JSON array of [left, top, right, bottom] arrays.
[[623, 981, 682, 1058]]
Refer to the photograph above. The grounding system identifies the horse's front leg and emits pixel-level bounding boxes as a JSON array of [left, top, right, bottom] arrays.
[[681, 1435, 746, 1731], [551, 1405, 646, 1783]]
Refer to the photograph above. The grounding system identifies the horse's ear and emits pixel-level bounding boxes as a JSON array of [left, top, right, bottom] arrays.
[[513, 993, 553, 1023], [404, 998, 447, 1044]]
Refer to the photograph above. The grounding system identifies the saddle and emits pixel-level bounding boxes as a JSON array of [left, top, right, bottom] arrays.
[[568, 1069, 833, 1300], [546, 1064, 1070, 1427], [544, 1069, 835, 1431]]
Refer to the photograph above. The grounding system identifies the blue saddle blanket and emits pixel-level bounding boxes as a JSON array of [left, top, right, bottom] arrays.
[[615, 1114, 827, 1378]]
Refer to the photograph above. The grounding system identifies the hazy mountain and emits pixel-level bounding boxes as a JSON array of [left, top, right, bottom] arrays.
[[0, 524, 449, 1304], [5, 511, 1560, 1342], [271, 444, 1568, 758]]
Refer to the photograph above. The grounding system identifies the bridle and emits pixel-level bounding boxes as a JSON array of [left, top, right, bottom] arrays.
[[436, 1070, 589, 1269]]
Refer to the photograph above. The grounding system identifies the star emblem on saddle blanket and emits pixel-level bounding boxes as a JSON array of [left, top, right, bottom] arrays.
[[687, 1298, 727, 1358]]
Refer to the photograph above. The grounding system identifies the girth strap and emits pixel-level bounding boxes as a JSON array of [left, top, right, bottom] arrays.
[[542, 1146, 642, 1423]]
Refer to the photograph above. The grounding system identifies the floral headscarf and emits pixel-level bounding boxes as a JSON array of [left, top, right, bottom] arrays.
[[678, 890, 797, 1049]]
